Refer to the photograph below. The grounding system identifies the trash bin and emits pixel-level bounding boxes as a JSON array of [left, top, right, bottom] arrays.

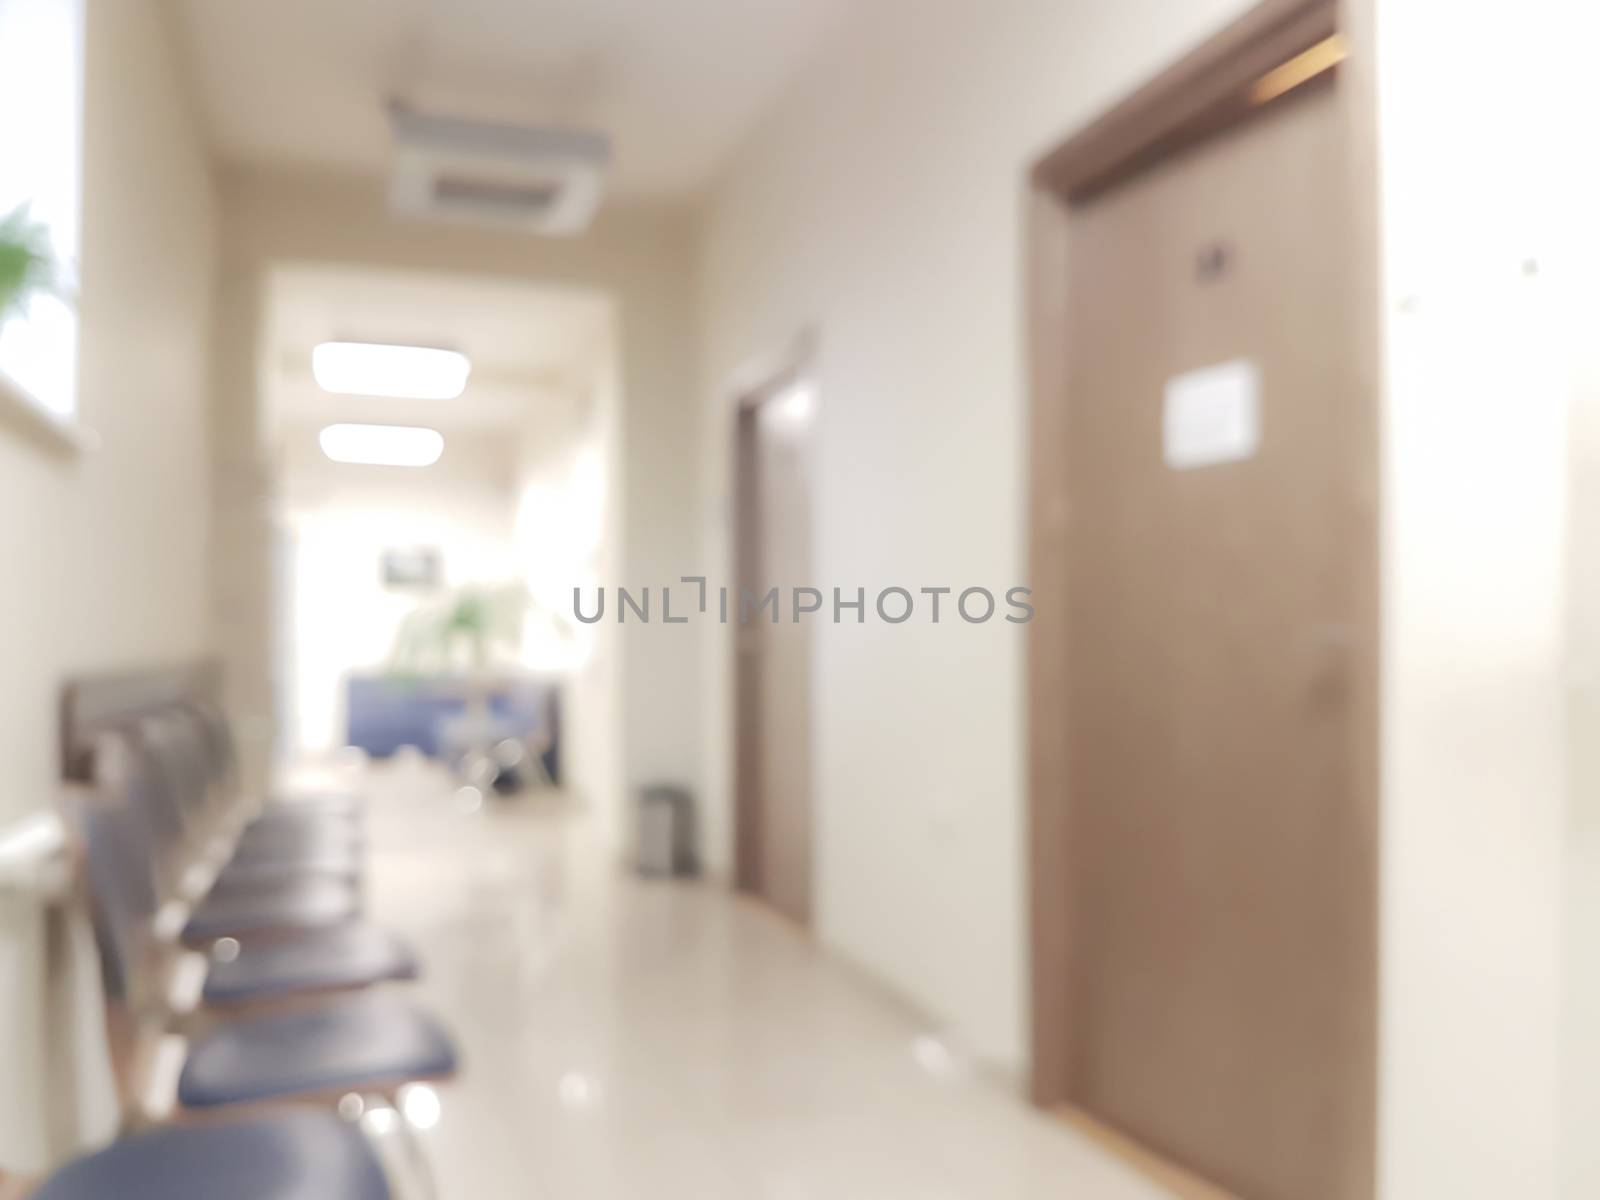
[[635, 785, 696, 877]]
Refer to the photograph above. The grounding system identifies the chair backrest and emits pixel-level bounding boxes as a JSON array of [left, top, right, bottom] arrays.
[[179, 698, 240, 795], [69, 765, 164, 1005], [127, 710, 219, 842], [82, 708, 230, 917], [61, 690, 254, 1001], [100, 721, 190, 901]]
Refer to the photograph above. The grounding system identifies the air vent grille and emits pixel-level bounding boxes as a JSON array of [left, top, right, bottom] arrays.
[[432, 176, 565, 213], [389, 107, 609, 236]]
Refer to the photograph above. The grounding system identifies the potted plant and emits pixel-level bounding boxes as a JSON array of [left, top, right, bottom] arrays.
[[0, 204, 57, 323], [388, 583, 534, 678], [386, 582, 571, 793]]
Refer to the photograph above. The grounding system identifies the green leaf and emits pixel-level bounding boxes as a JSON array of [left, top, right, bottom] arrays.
[[0, 203, 58, 321]]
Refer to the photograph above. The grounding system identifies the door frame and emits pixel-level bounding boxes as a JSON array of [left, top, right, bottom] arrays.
[[1025, 0, 1381, 1156], [729, 334, 819, 915]]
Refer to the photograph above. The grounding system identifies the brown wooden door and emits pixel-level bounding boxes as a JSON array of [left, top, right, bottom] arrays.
[[735, 383, 815, 925], [1057, 81, 1375, 1200]]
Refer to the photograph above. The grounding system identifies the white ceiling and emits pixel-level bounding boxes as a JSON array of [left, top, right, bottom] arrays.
[[266, 266, 613, 433], [169, 0, 849, 199]]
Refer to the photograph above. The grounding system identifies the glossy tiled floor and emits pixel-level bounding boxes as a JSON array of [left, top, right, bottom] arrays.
[[317, 757, 1174, 1199]]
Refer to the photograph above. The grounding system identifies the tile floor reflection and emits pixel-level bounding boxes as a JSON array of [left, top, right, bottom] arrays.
[[293, 756, 1173, 1199]]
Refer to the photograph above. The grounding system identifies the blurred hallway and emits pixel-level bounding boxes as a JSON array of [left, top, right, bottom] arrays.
[[4, 0, 1600, 1197], [314, 755, 1169, 1200]]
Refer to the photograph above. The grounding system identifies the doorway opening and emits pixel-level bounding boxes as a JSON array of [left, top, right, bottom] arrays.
[[259, 264, 623, 821], [732, 360, 818, 927]]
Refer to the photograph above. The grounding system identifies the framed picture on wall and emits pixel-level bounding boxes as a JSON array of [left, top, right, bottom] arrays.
[[381, 546, 442, 590]]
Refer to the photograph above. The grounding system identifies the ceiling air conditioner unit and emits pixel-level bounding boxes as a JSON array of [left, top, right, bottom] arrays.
[[388, 106, 610, 237]]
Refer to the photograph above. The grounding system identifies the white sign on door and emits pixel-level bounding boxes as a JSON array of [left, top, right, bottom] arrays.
[[1162, 358, 1261, 470]]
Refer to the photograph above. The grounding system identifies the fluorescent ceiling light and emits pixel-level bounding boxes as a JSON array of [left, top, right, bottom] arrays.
[[312, 342, 471, 399], [319, 423, 444, 467]]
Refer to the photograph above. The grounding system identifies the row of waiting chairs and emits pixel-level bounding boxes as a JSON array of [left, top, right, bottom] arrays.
[[29, 700, 457, 1199]]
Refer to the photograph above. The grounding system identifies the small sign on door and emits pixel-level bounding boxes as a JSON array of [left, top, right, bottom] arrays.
[[1162, 358, 1261, 469]]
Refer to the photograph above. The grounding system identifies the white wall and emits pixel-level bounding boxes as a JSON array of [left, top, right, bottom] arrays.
[[1549, 9, 1600, 1199], [0, 0, 216, 1168], [695, 0, 1258, 1071], [1564, 298, 1600, 1200], [1375, 2, 1599, 1197], [511, 353, 624, 827], [279, 425, 520, 754]]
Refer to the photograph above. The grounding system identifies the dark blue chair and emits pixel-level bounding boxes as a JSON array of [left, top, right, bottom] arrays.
[[77, 793, 457, 1110], [183, 698, 365, 821], [31, 1112, 392, 1200], [144, 712, 413, 998], [344, 674, 560, 782], [232, 814, 365, 861], [122, 718, 366, 943], [77, 789, 418, 1015], [216, 807, 366, 891], [143, 708, 365, 886], [210, 850, 363, 891], [182, 873, 361, 944], [178, 991, 456, 1108], [345, 676, 466, 758], [204, 922, 418, 1006]]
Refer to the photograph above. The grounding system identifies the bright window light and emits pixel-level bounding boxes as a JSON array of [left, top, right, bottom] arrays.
[[311, 341, 471, 400], [0, 0, 83, 419], [319, 423, 444, 467]]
